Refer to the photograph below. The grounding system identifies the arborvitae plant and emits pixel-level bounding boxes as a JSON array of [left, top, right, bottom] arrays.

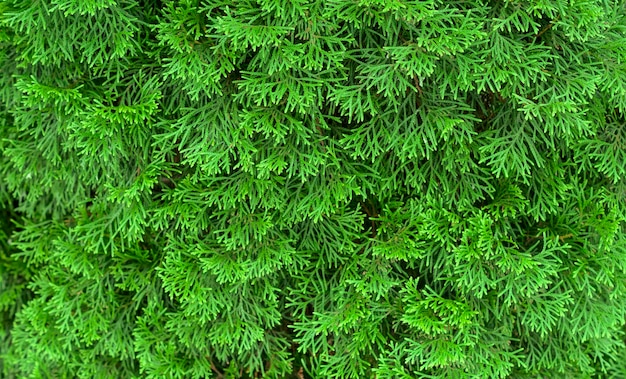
[[1, 0, 626, 378]]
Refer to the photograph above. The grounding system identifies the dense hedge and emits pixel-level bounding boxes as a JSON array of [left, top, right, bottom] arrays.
[[2, 0, 626, 378]]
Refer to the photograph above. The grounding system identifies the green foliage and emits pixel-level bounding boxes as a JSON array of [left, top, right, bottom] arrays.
[[1, 0, 626, 378]]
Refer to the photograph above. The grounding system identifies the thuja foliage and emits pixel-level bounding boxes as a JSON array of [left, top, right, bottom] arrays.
[[1, 0, 626, 378]]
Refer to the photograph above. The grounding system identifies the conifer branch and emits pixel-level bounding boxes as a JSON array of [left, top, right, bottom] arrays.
[[1, 1, 624, 378]]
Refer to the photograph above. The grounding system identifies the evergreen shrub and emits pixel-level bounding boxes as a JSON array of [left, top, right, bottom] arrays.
[[1, 0, 626, 378]]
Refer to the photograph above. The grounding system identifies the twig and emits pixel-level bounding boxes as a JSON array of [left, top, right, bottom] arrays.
[[413, 77, 423, 96], [535, 16, 560, 40], [209, 360, 224, 378]]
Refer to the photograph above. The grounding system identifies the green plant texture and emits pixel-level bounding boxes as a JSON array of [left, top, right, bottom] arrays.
[[1, 0, 626, 378]]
